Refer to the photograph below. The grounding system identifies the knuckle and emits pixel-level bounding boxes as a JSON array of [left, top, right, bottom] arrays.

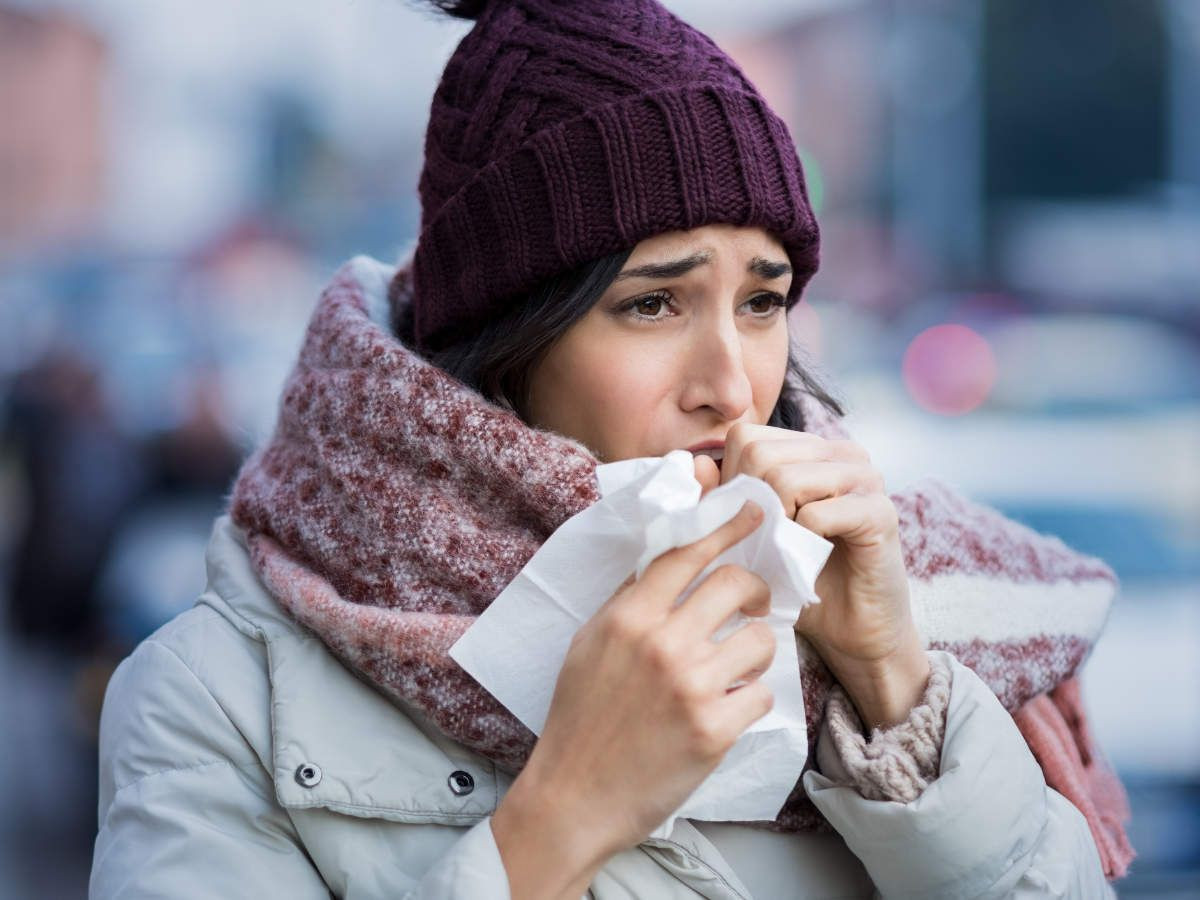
[[761, 464, 786, 491], [874, 493, 899, 523], [746, 572, 771, 605], [741, 440, 766, 469], [642, 630, 679, 673], [603, 605, 643, 642], [670, 668, 709, 705], [834, 439, 871, 463], [713, 563, 750, 590], [567, 625, 588, 651], [755, 572, 772, 596]]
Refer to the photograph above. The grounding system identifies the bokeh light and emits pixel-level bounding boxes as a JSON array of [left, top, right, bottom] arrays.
[[901, 323, 997, 415], [798, 148, 825, 215]]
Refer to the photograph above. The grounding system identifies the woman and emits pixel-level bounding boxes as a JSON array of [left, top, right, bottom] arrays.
[[90, 0, 1131, 897]]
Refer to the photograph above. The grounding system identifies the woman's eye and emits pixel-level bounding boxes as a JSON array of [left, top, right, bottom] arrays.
[[745, 293, 785, 315], [620, 291, 783, 321], [627, 293, 670, 318]]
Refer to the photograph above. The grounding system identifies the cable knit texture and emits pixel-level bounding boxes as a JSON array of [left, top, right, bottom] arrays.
[[406, 0, 819, 351], [820, 652, 953, 803], [227, 257, 1134, 878]]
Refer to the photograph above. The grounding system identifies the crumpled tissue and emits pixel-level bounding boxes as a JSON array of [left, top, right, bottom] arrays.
[[449, 449, 834, 838]]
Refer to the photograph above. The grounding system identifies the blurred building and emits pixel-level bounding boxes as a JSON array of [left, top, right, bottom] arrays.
[[0, 6, 106, 253], [727, 0, 1200, 331]]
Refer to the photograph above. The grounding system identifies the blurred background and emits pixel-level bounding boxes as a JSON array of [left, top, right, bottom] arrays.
[[0, 0, 1196, 895]]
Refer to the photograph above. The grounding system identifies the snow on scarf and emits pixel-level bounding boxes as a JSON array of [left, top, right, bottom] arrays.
[[230, 256, 1133, 878]]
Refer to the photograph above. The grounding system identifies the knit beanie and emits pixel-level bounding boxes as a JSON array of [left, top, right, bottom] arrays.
[[404, 0, 821, 353]]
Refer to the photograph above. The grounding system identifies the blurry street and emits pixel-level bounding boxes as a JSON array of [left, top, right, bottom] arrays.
[[0, 625, 100, 898], [2, 0, 1198, 897]]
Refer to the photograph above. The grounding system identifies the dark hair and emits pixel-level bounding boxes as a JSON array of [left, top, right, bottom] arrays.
[[400, 248, 845, 432], [421, 0, 489, 20]]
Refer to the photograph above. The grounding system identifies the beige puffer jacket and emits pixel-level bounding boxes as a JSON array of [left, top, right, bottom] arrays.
[[89, 516, 1111, 898]]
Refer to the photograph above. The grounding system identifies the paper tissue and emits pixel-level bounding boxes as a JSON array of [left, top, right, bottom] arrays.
[[449, 449, 834, 838]]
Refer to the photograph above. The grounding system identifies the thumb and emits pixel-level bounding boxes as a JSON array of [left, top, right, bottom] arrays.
[[693, 454, 720, 497]]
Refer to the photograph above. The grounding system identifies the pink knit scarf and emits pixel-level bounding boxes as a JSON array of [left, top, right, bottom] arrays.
[[230, 257, 1133, 878]]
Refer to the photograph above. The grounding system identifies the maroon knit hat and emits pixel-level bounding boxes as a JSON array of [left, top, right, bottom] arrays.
[[405, 0, 821, 352]]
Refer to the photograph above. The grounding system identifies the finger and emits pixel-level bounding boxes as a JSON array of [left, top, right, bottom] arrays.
[[759, 460, 884, 519], [793, 493, 899, 546], [720, 422, 778, 486], [732, 434, 871, 484], [711, 677, 774, 737], [669, 564, 770, 638], [693, 453, 720, 497], [722, 425, 869, 481], [633, 500, 763, 615], [699, 620, 777, 692]]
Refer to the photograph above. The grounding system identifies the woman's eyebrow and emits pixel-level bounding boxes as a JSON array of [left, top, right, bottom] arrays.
[[615, 251, 712, 281], [749, 257, 792, 280], [614, 252, 792, 281]]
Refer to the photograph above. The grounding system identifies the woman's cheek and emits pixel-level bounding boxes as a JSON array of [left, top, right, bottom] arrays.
[[750, 328, 789, 418], [589, 345, 672, 458]]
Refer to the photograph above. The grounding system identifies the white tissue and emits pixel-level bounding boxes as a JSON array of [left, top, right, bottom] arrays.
[[449, 449, 833, 838]]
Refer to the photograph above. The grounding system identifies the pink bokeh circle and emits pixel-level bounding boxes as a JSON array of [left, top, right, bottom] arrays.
[[901, 323, 996, 415]]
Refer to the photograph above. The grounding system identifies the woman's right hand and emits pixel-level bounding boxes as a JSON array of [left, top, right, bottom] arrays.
[[491, 499, 775, 898]]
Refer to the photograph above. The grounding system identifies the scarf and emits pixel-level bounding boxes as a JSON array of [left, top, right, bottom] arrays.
[[230, 256, 1133, 879]]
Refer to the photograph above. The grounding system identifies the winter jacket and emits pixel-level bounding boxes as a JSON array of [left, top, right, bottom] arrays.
[[89, 515, 1112, 898]]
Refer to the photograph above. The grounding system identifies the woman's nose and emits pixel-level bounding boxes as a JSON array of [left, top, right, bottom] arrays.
[[678, 322, 753, 420]]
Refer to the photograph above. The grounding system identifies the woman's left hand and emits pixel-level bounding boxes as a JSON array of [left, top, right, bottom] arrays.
[[715, 422, 931, 730]]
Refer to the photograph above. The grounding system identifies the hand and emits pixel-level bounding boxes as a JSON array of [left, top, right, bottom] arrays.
[[719, 423, 930, 731], [492, 500, 776, 898]]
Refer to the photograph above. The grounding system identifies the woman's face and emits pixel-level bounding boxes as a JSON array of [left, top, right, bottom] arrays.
[[526, 224, 793, 462]]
